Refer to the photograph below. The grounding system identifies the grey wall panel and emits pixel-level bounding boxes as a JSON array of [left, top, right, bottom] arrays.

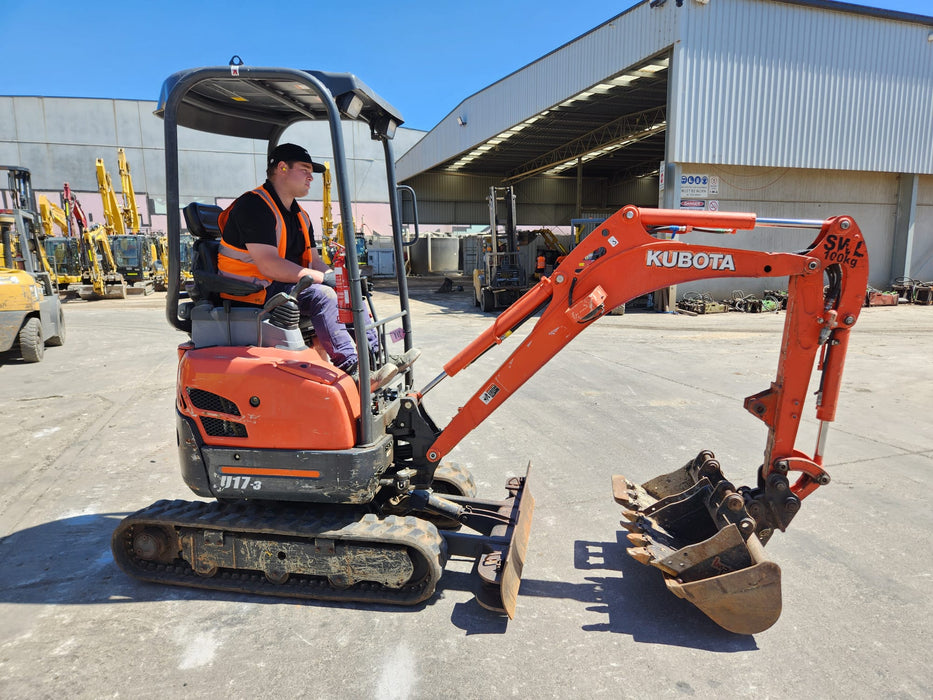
[[671, 165, 898, 298], [672, 0, 933, 173], [0, 98, 17, 141], [113, 100, 146, 149], [43, 98, 120, 147], [911, 175, 933, 279], [10, 97, 48, 142], [1, 96, 420, 218]]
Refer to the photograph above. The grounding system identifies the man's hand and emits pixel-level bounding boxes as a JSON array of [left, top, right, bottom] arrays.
[[297, 267, 325, 285]]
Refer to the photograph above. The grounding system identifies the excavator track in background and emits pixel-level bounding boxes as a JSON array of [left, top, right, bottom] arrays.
[[112, 499, 446, 606]]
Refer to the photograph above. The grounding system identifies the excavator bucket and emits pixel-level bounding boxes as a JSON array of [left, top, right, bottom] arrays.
[[612, 452, 782, 634]]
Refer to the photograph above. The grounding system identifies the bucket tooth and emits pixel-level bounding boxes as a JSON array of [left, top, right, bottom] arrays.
[[626, 532, 650, 547], [618, 520, 640, 533], [620, 508, 640, 522], [627, 547, 654, 566]]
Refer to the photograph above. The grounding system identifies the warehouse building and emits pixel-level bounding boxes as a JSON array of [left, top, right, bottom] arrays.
[[398, 0, 933, 296], [2, 0, 931, 297]]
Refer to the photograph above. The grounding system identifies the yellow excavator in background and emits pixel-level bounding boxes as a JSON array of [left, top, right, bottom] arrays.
[[96, 150, 163, 294], [54, 182, 126, 300], [78, 225, 127, 300], [152, 233, 170, 291], [39, 190, 83, 294], [320, 162, 333, 263], [319, 161, 367, 267], [0, 165, 66, 361]]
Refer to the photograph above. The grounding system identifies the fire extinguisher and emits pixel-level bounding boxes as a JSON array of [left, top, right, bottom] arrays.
[[332, 248, 353, 324]]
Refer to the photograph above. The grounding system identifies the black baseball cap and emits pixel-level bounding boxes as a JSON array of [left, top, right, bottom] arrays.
[[268, 143, 326, 173]]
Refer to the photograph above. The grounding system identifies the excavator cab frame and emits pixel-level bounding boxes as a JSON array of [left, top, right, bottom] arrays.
[[158, 63, 418, 445]]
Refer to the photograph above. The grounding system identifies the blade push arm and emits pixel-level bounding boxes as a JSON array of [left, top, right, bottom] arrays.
[[422, 206, 868, 504]]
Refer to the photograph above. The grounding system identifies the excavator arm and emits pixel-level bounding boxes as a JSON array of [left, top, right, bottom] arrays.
[[320, 162, 335, 265], [117, 148, 141, 232], [426, 206, 866, 486], [405, 206, 868, 633], [63, 183, 88, 236], [96, 158, 125, 235], [38, 196, 69, 237]]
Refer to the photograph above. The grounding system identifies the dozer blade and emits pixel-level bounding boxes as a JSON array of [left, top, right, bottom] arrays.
[[612, 454, 783, 635], [454, 464, 534, 619]]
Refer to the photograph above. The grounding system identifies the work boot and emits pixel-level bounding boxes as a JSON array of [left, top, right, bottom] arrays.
[[344, 360, 398, 392], [389, 347, 421, 373], [369, 363, 398, 392]]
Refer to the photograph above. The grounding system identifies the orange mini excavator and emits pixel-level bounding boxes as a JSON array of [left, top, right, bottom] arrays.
[[112, 62, 869, 635]]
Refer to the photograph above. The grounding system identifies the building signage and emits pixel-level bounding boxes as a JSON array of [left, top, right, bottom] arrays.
[[681, 174, 710, 198], [680, 199, 706, 210]]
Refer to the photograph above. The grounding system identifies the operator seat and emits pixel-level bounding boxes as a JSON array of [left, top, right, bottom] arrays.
[[181, 202, 315, 349], [182, 202, 261, 304]]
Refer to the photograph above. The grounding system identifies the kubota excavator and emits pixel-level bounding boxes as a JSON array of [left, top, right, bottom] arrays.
[[112, 63, 869, 635]]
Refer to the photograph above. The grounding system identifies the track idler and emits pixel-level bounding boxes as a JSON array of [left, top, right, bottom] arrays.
[[612, 451, 782, 635]]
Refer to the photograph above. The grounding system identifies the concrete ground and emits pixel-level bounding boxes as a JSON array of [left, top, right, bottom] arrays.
[[1, 282, 930, 699]]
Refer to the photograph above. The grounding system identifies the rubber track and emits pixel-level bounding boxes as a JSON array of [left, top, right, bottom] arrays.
[[112, 499, 447, 606]]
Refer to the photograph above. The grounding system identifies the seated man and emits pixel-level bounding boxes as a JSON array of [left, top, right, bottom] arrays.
[[217, 143, 417, 389]]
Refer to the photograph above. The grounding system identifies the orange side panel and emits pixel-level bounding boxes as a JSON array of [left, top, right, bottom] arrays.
[[177, 344, 360, 450]]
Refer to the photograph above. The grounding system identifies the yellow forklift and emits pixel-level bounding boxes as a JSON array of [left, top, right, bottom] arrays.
[[0, 166, 66, 362]]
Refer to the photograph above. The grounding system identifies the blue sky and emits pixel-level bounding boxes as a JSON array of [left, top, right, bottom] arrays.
[[5, 0, 930, 131]]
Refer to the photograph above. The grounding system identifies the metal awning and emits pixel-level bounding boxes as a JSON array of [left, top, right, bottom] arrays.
[[405, 55, 669, 186]]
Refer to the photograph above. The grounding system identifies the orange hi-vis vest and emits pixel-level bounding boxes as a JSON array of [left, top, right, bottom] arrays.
[[217, 186, 313, 305]]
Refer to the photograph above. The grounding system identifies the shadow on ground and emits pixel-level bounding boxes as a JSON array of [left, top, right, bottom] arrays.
[[1, 514, 757, 651]]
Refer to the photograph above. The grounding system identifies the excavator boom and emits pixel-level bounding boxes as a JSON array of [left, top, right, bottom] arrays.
[[412, 205, 868, 632]]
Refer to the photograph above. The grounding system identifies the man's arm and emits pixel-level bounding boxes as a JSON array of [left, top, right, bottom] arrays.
[[308, 246, 330, 274], [246, 243, 325, 284]]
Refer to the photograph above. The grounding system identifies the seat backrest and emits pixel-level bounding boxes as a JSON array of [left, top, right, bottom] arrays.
[[181, 201, 262, 304], [183, 202, 223, 240]]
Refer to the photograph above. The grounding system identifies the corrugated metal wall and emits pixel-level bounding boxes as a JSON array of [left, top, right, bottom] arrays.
[[671, 0, 933, 173], [673, 164, 901, 296]]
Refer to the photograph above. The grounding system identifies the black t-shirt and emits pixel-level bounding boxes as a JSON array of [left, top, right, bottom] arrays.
[[221, 182, 315, 266]]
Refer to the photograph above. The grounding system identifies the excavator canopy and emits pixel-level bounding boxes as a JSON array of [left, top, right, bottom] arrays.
[[155, 64, 403, 141]]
